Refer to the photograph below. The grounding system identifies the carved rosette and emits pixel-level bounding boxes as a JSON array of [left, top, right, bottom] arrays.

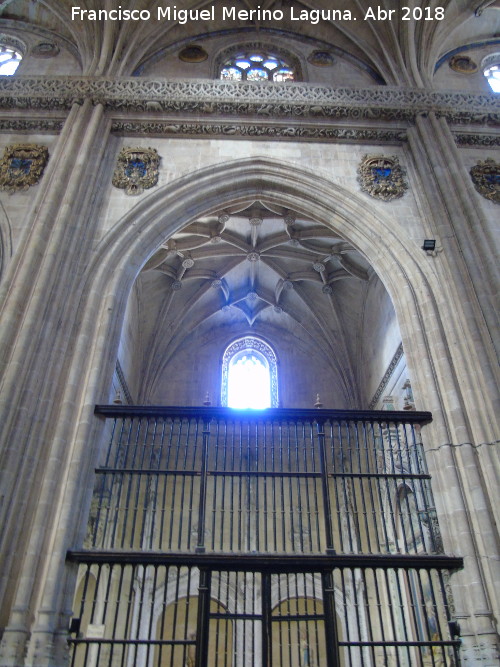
[[470, 158, 500, 204], [112, 146, 160, 195], [357, 155, 408, 201], [0, 144, 48, 193]]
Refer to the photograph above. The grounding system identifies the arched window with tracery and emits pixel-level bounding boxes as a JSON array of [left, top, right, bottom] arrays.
[[0, 42, 22, 75], [221, 337, 279, 408], [218, 44, 299, 82], [482, 53, 500, 92]]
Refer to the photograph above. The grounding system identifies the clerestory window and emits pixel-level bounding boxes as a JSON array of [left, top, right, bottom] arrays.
[[220, 49, 295, 82], [0, 45, 22, 75], [221, 337, 279, 408], [482, 53, 500, 93], [484, 63, 500, 92]]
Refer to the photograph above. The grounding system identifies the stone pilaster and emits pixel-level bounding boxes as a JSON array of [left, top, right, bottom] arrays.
[[0, 100, 111, 666]]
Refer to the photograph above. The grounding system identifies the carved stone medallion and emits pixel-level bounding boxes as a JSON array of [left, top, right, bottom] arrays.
[[470, 158, 500, 204], [307, 50, 335, 67], [179, 44, 208, 63], [449, 54, 478, 74], [0, 143, 49, 193], [357, 155, 408, 201], [112, 146, 160, 195]]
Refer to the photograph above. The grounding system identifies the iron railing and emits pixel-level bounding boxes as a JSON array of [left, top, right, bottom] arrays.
[[67, 406, 462, 666]]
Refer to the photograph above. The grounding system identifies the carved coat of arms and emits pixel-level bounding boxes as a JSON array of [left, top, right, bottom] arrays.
[[357, 155, 408, 201], [112, 146, 160, 195], [470, 158, 499, 204], [0, 144, 49, 193]]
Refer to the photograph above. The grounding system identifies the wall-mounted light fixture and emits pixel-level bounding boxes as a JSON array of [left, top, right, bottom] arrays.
[[422, 239, 436, 252]]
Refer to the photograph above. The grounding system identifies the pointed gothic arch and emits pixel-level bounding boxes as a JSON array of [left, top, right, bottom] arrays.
[[18, 156, 498, 652]]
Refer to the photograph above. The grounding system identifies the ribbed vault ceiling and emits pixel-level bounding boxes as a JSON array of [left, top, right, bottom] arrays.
[[135, 204, 373, 404]]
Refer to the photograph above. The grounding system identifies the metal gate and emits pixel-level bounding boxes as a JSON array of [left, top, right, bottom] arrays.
[[67, 406, 462, 666]]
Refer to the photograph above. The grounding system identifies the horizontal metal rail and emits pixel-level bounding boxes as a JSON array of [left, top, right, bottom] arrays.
[[95, 404, 433, 425], [67, 549, 463, 572]]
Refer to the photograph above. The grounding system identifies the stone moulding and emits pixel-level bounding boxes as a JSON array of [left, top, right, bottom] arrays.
[[369, 343, 404, 409], [455, 132, 500, 147], [0, 143, 48, 192], [0, 118, 64, 133], [0, 77, 498, 125], [0, 116, 496, 146], [111, 120, 408, 143]]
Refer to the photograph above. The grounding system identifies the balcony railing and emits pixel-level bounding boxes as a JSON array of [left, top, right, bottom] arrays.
[[67, 406, 462, 666]]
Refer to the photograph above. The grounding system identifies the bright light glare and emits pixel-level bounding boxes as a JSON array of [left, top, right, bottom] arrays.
[[227, 354, 271, 409], [485, 65, 500, 92]]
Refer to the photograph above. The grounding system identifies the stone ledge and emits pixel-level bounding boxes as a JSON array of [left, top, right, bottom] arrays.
[[0, 77, 498, 125]]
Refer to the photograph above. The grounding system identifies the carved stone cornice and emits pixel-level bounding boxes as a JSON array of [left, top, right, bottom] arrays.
[[0, 119, 64, 133], [111, 120, 407, 143], [369, 343, 404, 409], [454, 132, 500, 147], [0, 77, 498, 125]]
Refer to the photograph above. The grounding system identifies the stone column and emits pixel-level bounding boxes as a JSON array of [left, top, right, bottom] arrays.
[[0, 99, 111, 666], [405, 113, 499, 664]]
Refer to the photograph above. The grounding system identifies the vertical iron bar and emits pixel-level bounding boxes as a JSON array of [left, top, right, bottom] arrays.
[[317, 419, 336, 554], [220, 420, 228, 552], [354, 422, 371, 553], [401, 424, 427, 550], [370, 420, 391, 553], [338, 422, 354, 552], [294, 422, 305, 552], [195, 568, 212, 667], [186, 418, 199, 551], [263, 420, 269, 552], [169, 566, 182, 667], [286, 422, 296, 552], [211, 419, 220, 551], [196, 417, 210, 553], [262, 572, 272, 667], [322, 570, 341, 667], [383, 568, 402, 667], [302, 422, 314, 552], [360, 422, 381, 553]]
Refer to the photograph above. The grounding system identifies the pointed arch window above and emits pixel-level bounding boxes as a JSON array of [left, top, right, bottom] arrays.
[[484, 63, 500, 92], [0, 45, 22, 75], [221, 337, 279, 408]]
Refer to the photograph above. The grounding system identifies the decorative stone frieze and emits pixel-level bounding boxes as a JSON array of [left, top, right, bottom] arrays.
[[0, 77, 498, 125], [454, 132, 500, 147], [0, 143, 48, 192], [111, 146, 160, 195], [0, 118, 64, 133], [369, 343, 404, 409], [470, 158, 500, 204], [111, 120, 408, 143], [357, 155, 408, 201]]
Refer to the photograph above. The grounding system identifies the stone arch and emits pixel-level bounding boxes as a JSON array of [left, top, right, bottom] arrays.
[[0, 201, 13, 283], [78, 155, 495, 435], [28, 155, 497, 650]]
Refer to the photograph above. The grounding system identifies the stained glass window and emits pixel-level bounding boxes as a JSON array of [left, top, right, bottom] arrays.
[[0, 46, 22, 75], [220, 49, 295, 82], [484, 63, 500, 92], [221, 337, 279, 408], [227, 353, 271, 408]]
